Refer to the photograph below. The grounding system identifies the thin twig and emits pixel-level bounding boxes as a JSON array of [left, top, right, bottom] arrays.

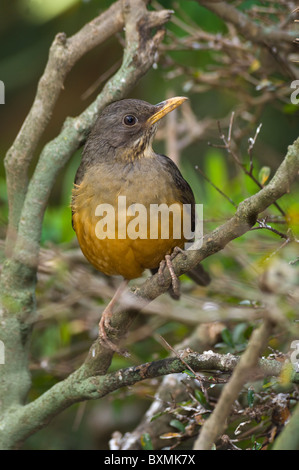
[[251, 218, 289, 239], [195, 165, 237, 208], [211, 114, 286, 217], [248, 123, 263, 175], [158, 335, 209, 402], [81, 59, 122, 100]]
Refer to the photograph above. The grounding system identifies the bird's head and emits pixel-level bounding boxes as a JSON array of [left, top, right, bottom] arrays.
[[84, 97, 188, 162]]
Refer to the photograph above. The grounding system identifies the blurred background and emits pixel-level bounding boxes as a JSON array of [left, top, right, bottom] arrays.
[[0, 0, 298, 450]]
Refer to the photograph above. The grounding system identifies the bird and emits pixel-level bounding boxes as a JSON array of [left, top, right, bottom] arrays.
[[71, 97, 210, 351]]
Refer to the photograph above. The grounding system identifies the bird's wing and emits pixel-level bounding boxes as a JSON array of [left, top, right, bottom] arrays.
[[155, 154, 211, 287], [157, 154, 196, 231]]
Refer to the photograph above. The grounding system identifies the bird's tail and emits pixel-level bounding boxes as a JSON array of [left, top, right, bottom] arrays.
[[186, 264, 211, 287]]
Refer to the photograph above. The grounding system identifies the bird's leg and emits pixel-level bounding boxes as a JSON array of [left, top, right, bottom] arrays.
[[157, 259, 167, 285], [99, 279, 129, 355], [165, 254, 180, 299], [158, 247, 187, 299]]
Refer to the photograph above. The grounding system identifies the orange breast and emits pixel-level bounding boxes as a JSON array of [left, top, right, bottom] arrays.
[[71, 163, 190, 280], [72, 205, 185, 280]]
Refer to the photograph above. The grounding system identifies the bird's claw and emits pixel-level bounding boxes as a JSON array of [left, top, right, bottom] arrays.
[[170, 246, 187, 260]]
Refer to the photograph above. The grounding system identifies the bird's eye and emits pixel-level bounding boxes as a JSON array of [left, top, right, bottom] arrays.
[[123, 114, 137, 126]]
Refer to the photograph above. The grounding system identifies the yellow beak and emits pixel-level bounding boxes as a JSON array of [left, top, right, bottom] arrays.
[[147, 96, 188, 126]]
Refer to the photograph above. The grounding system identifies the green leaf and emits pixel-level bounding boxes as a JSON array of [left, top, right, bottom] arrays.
[[150, 411, 165, 422], [232, 323, 248, 345], [258, 166, 271, 186], [221, 328, 234, 348], [170, 419, 185, 433], [251, 435, 262, 450], [247, 389, 255, 408], [182, 369, 196, 378], [195, 389, 207, 406], [262, 381, 274, 389], [141, 433, 153, 450]]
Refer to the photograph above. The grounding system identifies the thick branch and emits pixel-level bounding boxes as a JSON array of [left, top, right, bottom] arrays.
[[3, 349, 298, 449]]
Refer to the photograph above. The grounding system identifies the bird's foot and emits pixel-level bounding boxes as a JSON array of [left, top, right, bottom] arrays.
[[170, 246, 188, 261]]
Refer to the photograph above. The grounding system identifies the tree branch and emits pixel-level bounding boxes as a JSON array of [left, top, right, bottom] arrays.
[[4, 346, 298, 449], [196, 0, 297, 46]]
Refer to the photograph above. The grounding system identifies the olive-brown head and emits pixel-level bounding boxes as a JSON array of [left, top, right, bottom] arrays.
[[82, 96, 188, 164]]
